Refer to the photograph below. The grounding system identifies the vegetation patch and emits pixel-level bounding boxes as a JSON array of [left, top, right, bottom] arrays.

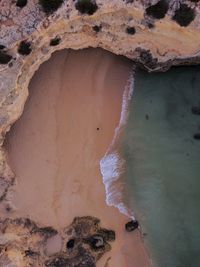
[[39, 0, 64, 15], [172, 4, 195, 27], [50, 37, 61, 46], [0, 45, 6, 50], [93, 25, 102, 33], [146, 0, 169, 19], [126, 26, 136, 35], [75, 0, 98, 15], [18, 41, 32, 55], [0, 51, 12, 64], [16, 0, 27, 8]]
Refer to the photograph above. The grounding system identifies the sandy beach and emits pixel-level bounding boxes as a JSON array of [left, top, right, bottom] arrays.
[[5, 48, 151, 267]]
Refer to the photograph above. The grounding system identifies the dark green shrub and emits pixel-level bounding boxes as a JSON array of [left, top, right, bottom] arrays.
[[0, 51, 12, 64], [92, 25, 102, 32], [0, 45, 6, 50], [146, 0, 169, 19], [18, 41, 32, 55], [39, 0, 64, 15], [172, 4, 195, 27], [50, 37, 61, 46], [126, 26, 136, 35], [75, 0, 98, 15], [16, 0, 27, 8]]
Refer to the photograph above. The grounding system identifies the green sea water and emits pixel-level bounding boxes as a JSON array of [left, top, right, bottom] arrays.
[[123, 66, 200, 267]]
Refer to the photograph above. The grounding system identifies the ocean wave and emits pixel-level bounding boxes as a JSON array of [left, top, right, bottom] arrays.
[[100, 68, 135, 220]]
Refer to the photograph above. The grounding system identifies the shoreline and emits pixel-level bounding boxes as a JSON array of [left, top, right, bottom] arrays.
[[100, 70, 136, 220], [4, 48, 151, 267]]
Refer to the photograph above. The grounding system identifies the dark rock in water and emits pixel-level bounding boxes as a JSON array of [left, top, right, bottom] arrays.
[[191, 106, 200, 115], [193, 133, 200, 140], [66, 239, 75, 249], [125, 220, 139, 232]]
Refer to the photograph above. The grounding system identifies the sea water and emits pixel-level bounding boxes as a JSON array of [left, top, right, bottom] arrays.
[[122, 66, 200, 267]]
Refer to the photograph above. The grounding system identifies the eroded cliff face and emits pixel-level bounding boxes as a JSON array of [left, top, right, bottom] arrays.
[[0, 1, 200, 265]]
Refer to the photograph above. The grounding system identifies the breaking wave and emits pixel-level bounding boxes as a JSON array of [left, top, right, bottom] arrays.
[[100, 68, 135, 219]]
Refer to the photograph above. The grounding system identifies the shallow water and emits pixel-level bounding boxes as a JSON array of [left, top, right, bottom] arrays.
[[123, 66, 200, 267]]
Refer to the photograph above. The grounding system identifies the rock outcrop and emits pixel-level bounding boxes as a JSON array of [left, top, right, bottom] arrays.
[[0, 216, 115, 266]]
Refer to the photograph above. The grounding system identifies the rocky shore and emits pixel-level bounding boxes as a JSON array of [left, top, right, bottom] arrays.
[[0, 216, 115, 267]]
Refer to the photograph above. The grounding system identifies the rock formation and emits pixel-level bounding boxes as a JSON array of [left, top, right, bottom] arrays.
[[0, 216, 115, 266]]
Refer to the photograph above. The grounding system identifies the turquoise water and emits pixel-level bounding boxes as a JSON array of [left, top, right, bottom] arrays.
[[123, 66, 200, 267]]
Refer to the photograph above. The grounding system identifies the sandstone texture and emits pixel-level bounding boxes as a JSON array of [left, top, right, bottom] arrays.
[[0, 216, 115, 266]]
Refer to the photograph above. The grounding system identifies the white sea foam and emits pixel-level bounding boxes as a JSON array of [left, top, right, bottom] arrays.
[[100, 68, 135, 220]]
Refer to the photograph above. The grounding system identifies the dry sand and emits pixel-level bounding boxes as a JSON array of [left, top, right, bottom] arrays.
[[5, 48, 151, 267]]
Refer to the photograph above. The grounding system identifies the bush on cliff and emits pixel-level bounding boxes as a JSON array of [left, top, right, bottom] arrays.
[[172, 4, 195, 27], [146, 0, 169, 19], [39, 0, 64, 14], [75, 0, 98, 15]]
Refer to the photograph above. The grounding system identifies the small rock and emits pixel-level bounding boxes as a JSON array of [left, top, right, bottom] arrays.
[[125, 220, 139, 232], [193, 133, 200, 140], [191, 106, 200, 115]]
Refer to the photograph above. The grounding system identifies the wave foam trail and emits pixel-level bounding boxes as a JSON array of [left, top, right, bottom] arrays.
[[100, 68, 135, 220]]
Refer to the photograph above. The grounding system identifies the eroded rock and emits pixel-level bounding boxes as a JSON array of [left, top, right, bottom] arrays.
[[0, 216, 115, 267]]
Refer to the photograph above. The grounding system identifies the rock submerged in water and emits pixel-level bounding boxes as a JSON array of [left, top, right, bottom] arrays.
[[125, 220, 139, 232], [191, 106, 200, 115]]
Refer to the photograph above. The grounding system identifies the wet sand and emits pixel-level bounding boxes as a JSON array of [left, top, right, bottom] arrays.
[[5, 48, 151, 266]]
